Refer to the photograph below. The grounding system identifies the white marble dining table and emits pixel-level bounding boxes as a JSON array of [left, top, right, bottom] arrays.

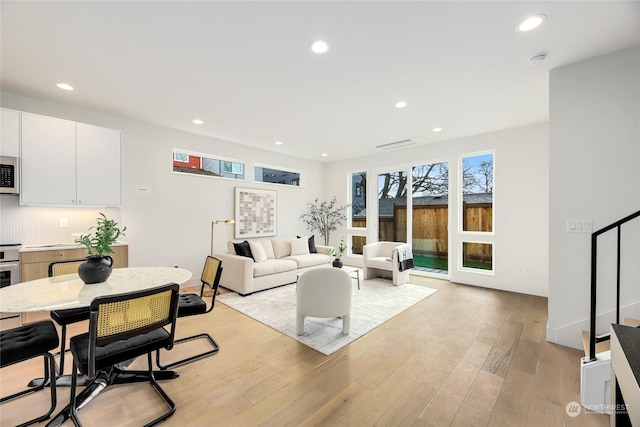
[[0, 266, 193, 427], [0, 266, 192, 313]]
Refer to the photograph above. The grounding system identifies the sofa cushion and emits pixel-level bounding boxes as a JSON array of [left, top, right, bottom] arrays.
[[271, 238, 291, 259], [290, 237, 310, 256], [233, 241, 254, 260], [249, 241, 268, 263], [253, 259, 297, 278], [286, 253, 331, 269], [260, 239, 276, 259], [366, 256, 393, 270]]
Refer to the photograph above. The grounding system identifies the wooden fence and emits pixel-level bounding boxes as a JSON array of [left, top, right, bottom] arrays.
[[352, 202, 492, 261]]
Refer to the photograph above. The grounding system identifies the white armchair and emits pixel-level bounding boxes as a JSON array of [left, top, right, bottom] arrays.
[[363, 241, 411, 286], [296, 268, 352, 335]]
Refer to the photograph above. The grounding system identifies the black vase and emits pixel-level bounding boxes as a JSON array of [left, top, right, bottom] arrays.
[[332, 259, 343, 268], [78, 255, 114, 284]]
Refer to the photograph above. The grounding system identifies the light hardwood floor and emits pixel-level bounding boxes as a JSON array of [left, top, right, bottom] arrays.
[[0, 275, 609, 426]]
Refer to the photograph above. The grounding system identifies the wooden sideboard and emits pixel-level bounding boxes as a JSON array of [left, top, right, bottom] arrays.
[[19, 244, 128, 324]]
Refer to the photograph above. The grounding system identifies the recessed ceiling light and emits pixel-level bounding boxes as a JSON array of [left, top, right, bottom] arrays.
[[56, 83, 74, 91], [310, 40, 329, 54], [192, 119, 204, 125], [274, 141, 283, 145], [517, 14, 546, 32], [395, 101, 408, 109], [432, 127, 443, 133], [321, 153, 328, 157]]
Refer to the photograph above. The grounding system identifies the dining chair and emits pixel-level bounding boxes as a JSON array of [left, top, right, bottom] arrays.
[[68, 283, 180, 427], [48, 259, 89, 375], [156, 256, 222, 370], [0, 320, 60, 427]]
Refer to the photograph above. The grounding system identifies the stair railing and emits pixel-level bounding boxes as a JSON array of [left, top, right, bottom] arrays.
[[588, 209, 640, 361]]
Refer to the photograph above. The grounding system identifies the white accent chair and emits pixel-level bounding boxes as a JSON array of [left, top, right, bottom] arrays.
[[296, 268, 352, 335], [363, 241, 411, 286]]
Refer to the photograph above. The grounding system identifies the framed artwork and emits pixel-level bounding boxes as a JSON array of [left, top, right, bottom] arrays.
[[235, 187, 277, 238]]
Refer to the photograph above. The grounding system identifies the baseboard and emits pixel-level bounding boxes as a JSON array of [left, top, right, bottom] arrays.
[[548, 301, 640, 350]]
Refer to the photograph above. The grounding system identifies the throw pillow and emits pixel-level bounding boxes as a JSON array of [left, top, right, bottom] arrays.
[[249, 241, 268, 263], [297, 235, 317, 253], [290, 237, 310, 256], [233, 241, 254, 261], [271, 238, 291, 258]]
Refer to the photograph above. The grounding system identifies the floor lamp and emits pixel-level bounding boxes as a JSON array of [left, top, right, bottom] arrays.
[[211, 219, 235, 256]]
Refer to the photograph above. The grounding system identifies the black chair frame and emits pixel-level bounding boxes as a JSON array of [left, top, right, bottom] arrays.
[[48, 258, 90, 375], [68, 283, 180, 427], [156, 256, 222, 370], [0, 321, 59, 427]]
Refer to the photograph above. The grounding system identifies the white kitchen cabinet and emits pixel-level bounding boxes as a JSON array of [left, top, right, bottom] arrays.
[[1, 108, 21, 157], [20, 112, 122, 206], [76, 123, 122, 205]]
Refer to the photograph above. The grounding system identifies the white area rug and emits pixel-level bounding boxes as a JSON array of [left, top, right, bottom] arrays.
[[217, 278, 437, 355]]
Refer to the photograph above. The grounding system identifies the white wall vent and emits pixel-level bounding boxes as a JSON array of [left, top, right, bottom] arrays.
[[375, 138, 422, 151]]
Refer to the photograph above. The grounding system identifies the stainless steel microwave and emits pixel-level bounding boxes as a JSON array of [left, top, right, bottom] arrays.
[[0, 156, 19, 195]]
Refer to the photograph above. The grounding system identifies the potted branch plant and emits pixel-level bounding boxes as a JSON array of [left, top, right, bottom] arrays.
[[299, 197, 349, 246], [74, 213, 126, 284], [328, 237, 347, 268]]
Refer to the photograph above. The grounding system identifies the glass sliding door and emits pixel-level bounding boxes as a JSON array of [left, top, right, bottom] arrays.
[[411, 162, 449, 274]]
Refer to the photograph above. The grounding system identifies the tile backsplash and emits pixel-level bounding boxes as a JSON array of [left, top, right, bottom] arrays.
[[0, 195, 121, 246]]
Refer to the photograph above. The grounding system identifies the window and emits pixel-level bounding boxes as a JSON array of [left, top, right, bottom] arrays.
[[461, 152, 493, 233], [254, 164, 301, 186], [350, 171, 366, 229], [172, 149, 245, 180], [350, 234, 366, 256], [378, 170, 407, 242], [460, 151, 494, 273], [462, 242, 493, 271]]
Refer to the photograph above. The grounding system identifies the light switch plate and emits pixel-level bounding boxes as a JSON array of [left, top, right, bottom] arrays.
[[567, 219, 592, 233]]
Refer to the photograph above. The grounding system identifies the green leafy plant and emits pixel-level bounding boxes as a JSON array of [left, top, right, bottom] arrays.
[[75, 213, 126, 257], [328, 237, 347, 260], [299, 197, 349, 246]]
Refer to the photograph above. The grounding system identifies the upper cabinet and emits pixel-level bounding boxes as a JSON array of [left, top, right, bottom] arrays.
[[20, 112, 122, 206], [1, 108, 21, 157]]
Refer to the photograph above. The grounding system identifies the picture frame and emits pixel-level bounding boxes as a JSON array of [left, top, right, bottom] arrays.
[[235, 187, 277, 238]]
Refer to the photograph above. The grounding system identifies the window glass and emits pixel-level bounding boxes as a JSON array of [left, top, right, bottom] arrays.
[[462, 242, 493, 271], [255, 165, 301, 186], [351, 172, 367, 228], [350, 235, 366, 256], [462, 153, 493, 232], [172, 149, 245, 180], [378, 171, 407, 242], [412, 162, 449, 273]]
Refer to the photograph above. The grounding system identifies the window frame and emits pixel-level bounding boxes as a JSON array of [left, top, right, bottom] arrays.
[[172, 148, 246, 181], [254, 162, 303, 187], [459, 150, 495, 236], [459, 240, 495, 275]]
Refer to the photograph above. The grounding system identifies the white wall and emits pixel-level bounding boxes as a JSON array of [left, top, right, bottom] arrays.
[[548, 46, 640, 349], [324, 122, 550, 297], [0, 92, 326, 284]]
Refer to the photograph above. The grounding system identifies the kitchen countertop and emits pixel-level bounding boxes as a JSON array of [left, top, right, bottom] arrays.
[[19, 241, 128, 252]]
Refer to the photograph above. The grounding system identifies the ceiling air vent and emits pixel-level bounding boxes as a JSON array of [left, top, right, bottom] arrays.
[[375, 137, 426, 151]]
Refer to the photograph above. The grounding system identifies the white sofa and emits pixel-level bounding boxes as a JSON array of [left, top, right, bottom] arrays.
[[215, 237, 333, 296], [363, 241, 411, 286]]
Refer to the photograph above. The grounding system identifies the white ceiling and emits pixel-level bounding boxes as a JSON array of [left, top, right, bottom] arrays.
[[1, 1, 639, 162]]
